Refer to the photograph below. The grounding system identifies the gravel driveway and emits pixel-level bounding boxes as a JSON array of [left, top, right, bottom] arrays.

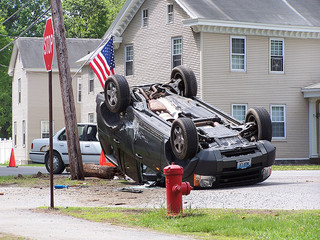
[[0, 170, 319, 239]]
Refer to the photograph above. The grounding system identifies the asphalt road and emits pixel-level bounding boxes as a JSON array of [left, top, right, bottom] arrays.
[[0, 169, 319, 239], [0, 165, 47, 176], [184, 170, 320, 210]]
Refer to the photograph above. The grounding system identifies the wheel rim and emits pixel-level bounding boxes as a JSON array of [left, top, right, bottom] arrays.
[[48, 155, 59, 171], [173, 126, 185, 153], [247, 114, 258, 140], [173, 73, 185, 96], [106, 82, 117, 107]]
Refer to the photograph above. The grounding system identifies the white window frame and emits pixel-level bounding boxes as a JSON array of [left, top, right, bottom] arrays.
[[88, 68, 94, 94], [141, 9, 148, 27], [167, 4, 174, 24], [269, 38, 284, 74], [172, 37, 182, 68], [270, 104, 286, 140], [18, 78, 21, 104], [41, 121, 54, 139], [231, 104, 248, 122], [22, 120, 26, 147], [230, 36, 246, 72], [77, 77, 82, 103], [88, 113, 94, 123], [14, 121, 17, 147], [125, 45, 133, 76]]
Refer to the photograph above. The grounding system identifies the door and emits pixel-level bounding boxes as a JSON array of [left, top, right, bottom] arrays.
[[80, 125, 101, 163]]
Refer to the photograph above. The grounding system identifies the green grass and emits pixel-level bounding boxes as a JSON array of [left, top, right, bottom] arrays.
[[0, 162, 45, 167], [0, 232, 30, 240], [0, 174, 127, 188], [273, 165, 320, 171], [58, 207, 320, 240]]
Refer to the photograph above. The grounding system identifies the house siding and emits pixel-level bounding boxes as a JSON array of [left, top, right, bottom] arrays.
[[202, 32, 320, 159], [81, 0, 201, 121], [12, 61, 81, 163], [27, 71, 81, 146], [80, 66, 98, 123], [12, 52, 28, 164], [114, 0, 200, 87]]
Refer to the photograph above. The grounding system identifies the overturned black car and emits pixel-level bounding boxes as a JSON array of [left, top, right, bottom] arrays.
[[96, 65, 276, 188]]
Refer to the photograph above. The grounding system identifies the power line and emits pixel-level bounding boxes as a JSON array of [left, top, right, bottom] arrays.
[[0, 7, 51, 53], [1, 0, 33, 26], [0, 63, 8, 68], [0, 0, 16, 19], [0, 33, 14, 38]]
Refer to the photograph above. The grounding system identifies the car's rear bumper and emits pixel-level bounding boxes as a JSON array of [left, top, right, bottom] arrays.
[[183, 140, 276, 188], [29, 151, 46, 164]]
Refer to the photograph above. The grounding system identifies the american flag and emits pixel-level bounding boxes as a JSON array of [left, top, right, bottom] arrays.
[[89, 36, 115, 88]]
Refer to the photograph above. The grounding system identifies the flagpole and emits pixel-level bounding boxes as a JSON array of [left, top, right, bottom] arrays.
[[71, 34, 115, 80]]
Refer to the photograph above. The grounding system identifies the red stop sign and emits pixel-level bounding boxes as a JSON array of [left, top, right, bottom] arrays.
[[43, 18, 54, 71]]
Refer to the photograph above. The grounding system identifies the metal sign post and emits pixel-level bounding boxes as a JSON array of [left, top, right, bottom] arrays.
[[43, 17, 54, 209]]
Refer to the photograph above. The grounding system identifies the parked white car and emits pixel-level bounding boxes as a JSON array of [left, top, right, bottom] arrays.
[[30, 123, 101, 174]]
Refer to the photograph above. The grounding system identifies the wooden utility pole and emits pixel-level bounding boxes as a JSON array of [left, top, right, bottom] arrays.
[[50, 0, 84, 180]]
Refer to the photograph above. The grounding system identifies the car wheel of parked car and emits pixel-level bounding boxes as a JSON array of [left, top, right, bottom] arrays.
[[245, 107, 272, 141], [170, 65, 197, 97], [45, 151, 65, 174], [170, 118, 198, 160], [104, 75, 130, 113]]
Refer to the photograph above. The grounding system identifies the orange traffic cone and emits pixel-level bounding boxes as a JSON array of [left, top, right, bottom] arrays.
[[8, 148, 17, 168], [99, 150, 115, 167]]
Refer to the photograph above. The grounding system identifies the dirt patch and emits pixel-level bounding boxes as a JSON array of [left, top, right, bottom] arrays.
[[0, 174, 167, 208]]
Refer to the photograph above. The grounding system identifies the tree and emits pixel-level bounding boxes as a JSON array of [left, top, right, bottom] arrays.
[[0, 0, 49, 37], [62, 0, 126, 38], [1, 0, 125, 39], [0, 23, 12, 138]]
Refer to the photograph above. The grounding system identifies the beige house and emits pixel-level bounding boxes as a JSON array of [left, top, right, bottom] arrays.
[[8, 37, 100, 164], [80, 0, 320, 163]]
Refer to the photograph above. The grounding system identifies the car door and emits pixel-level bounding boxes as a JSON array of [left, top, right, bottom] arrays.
[[56, 129, 69, 163], [133, 113, 164, 172], [80, 124, 101, 164]]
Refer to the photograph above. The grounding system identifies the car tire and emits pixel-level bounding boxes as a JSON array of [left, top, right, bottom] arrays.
[[104, 75, 130, 113], [245, 107, 272, 141], [170, 65, 197, 97], [45, 151, 65, 174], [170, 118, 198, 160]]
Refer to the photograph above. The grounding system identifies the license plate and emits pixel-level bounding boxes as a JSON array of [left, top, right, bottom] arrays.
[[237, 159, 251, 169]]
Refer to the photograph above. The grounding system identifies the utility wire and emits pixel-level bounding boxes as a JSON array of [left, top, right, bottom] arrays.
[[0, 0, 16, 19], [71, 38, 108, 80], [0, 63, 8, 68], [0, 33, 14, 38], [1, 0, 33, 26], [0, 7, 51, 53]]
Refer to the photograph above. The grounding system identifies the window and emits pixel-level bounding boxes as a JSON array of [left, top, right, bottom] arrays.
[[167, 4, 173, 24], [18, 78, 21, 104], [86, 125, 98, 141], [231, 36, 246, 71], [270, 38, 284, 73], [125, 45, 133, 76], [41, 121, 54, 138], [89, 68, 94, 93], [77, 77, 82, 103], [232, 104, 247, 122], [88, 113, 94, 123], [172, 37, 182, 68], [271, 105, 286, 139], [22, 120, 26, 147], [14, 121, 17, 147], [58, 125, 85, 141], [142, 9, 148, 27]]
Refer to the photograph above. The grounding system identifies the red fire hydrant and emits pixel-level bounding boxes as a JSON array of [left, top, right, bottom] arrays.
[[163, 163, 193, 216]]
